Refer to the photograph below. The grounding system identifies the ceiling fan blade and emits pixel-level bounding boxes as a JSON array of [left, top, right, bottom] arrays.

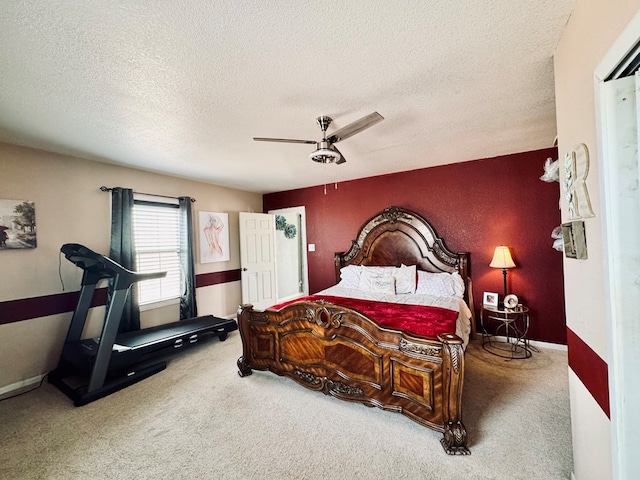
[[253, 137, 317, 144], [327, 112, 384, 144], [332, 146, 346, 164]]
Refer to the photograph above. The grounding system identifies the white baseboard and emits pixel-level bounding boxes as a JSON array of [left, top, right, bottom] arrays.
[[485, 335, 568, 352], [0, 374, 46, 399]]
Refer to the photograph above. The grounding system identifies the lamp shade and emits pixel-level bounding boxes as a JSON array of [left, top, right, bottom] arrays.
[[489, 246, 516, 269]]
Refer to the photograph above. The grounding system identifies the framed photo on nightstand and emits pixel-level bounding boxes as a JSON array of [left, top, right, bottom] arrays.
[[483, 291, 499, 308]]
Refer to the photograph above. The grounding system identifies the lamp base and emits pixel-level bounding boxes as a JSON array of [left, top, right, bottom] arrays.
[[502, 268, 508, 300]]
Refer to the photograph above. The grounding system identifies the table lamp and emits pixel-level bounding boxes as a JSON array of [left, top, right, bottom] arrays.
[[490, 245, 516, 299]]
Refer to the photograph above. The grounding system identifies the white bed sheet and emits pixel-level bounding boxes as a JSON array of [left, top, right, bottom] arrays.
[[317, 285, 472, 349]]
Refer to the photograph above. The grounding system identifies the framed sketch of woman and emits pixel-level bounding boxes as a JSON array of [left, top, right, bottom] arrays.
[[198, 212, 230, 263]]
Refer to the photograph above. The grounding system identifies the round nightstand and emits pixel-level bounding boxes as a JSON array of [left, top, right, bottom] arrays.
[[480, 305, 532, 359]]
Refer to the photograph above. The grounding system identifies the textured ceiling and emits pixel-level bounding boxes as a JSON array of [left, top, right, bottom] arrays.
[[0, 1, 575, 194]]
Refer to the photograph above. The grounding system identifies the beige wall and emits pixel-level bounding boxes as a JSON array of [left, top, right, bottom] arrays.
[[0, 142, 261, 392], [554, 1, 640, 479]]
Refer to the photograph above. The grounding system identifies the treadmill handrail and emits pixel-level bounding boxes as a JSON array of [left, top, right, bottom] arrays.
[[61, 243, 166, 285]]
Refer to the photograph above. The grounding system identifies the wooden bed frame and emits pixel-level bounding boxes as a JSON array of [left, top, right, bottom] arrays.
[[237, 206, 471, 454]]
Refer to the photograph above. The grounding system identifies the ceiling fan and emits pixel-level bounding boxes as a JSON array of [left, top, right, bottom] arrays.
[[253, 112, 384, 164]]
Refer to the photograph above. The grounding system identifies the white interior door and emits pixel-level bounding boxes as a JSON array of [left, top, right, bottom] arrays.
[[239, 212, 276, 310]]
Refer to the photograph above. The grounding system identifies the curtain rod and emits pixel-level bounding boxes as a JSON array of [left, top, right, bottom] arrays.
[[100, 186, 196, 202]]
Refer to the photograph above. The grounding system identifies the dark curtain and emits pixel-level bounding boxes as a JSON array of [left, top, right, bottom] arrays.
[[179, 196, 198, 320], [108, 187, 140, 332]]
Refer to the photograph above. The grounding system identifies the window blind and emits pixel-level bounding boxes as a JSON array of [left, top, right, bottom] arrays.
[[132, 201, 181, 305]]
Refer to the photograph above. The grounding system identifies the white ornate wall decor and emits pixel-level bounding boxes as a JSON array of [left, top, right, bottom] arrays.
[[563, 143, 595, 219]]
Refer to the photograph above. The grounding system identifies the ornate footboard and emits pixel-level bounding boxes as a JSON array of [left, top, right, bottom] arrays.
[[237, 300, 469, 455]]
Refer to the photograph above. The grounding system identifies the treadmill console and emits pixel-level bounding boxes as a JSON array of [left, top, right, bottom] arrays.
[[61, 243, 166, 283]]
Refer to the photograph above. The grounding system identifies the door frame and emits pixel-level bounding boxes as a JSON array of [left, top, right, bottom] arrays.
[[594, 12, 640, 478], [268, 206, 309, 300]]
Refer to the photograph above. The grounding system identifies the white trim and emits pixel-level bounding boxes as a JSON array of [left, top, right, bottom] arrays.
[[593, 11, 640, 480], [595, 11, 640, 81], [488, 336, 568, 352], [139, 297, 179, 311], [133, 192, 179, 205], [0, 374, 46, 399]]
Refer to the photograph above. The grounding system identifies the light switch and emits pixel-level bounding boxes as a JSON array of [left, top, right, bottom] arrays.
[[308, 243, 315, 252]]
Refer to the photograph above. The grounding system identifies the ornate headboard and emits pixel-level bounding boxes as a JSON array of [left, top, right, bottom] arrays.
[[334, 206, 470, 298]]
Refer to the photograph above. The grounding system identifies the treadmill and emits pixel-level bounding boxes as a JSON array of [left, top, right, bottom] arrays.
[[49, 243, 237, 406]]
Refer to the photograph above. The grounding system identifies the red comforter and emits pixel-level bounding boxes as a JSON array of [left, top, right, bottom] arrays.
[[270, 295, 458, 339]]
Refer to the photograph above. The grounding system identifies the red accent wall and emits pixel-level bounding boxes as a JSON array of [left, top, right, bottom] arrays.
[[264, 148, 566, 344]]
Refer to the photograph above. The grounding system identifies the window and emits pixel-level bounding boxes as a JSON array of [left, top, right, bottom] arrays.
[[132, 199, 181, 305]]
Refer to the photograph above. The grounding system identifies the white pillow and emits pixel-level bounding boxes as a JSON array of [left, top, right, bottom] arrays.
[[393, 264, 416, 294], [339, 265, 362, 289], [368, 276, 396, 295], [416, 270, 465, 297], [450, 272, 465, 297], [358, 266, 396, 291], [365, 266, 397, 276]]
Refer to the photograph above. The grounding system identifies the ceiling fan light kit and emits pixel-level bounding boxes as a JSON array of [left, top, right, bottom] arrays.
[[253, 112, 383, 165], [309, 141, 341, 164]]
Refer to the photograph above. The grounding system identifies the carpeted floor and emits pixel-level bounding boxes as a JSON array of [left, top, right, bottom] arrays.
[[0, 334, 573, 479]]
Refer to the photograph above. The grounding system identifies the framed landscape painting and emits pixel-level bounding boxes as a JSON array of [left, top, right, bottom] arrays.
[[0, 199, 36, 249]]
